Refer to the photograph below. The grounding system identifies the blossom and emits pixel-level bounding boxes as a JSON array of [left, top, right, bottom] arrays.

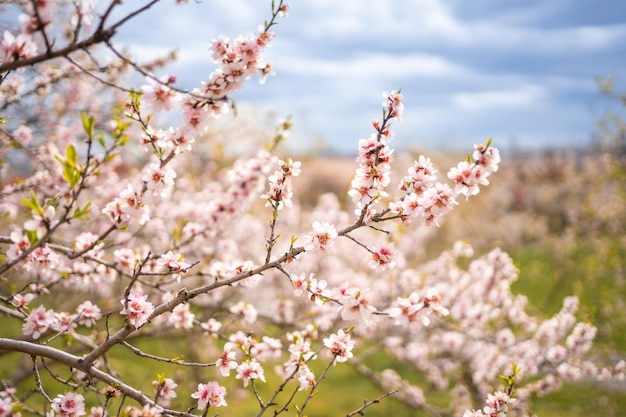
[[103, 184, 150, 225], [473, 143, 500, 173], [191, 381, 227, 410], [399, 156, 437, 194], [289, 273, 308, 296], [141, 75, 181, 114], [229, 301, 258, 324], [447, 161, 489, 198], [2, 30, 38, 64], [120, 291, 155, 329], [416, 182, 458, 226], [417, 288, 449, 326], [51, 392, 86, 417], [142, 163, 176, 198], [297, 366, 316, 391], [383, 90, 404, 120], [235, 359, 266, 387], [215, 342, 238, 377], [23, 305, 56, 339], [302, 221, 338, 253], [168, 303, 195, 329], [7, 230, 30, 261], [25, 245, 60, 273], [369, 241, 397, 271], [24, 206, 56, 239], [261, 158, 300, 210], [388, 292, 423, 328], [153, 377, 177, 406], [323, 329, 355, 363], [307, 278, 330, 305], [200, 318, 222, 336], [336, 285, 377, 323], [75, 301, 101, 327], [157, 250, 191, 282]]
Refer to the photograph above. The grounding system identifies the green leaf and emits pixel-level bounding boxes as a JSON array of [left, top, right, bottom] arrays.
[[73, 201, 91, 220], [25, 230, 38, 245], [63, 161, 79, 187], [65, 144, 77, 167], [486, 137, 493, 148], [97, 133, 106, 148], [81, 112, 94, 138], [21, 192, 43, 215]]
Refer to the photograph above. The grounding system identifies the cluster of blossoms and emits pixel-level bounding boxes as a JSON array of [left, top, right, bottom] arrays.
[[22, 300, 102, 339], [261, 158, 301, 210], [182, 16, 282, 119], [191, 381, 227, 410], [348, 91, 402, 216], [462, 391, 516, 417], [390, 142, 500, 226], [387, 288, 450, 333]]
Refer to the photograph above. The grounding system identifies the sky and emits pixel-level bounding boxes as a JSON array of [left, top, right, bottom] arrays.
[[112, 0, 626, 154]]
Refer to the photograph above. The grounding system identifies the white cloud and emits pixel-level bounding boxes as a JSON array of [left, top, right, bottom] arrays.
[[451, 85, 547, 111]]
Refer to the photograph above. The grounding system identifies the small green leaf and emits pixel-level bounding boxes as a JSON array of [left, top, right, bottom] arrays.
[[25, 230, 38, 245], [66, 144, 77, 167], [63, 161, 79, 187], [21, 192, 43, 215], [97, 133, 106, 148], [81, 112, 94, 138], [486, 137, 493, 148]]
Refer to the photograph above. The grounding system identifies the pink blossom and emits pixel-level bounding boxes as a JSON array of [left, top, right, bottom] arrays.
[[382, 90, 404, 120], [153, 377, 177, 406], [235, 359, 266, 387], [141, 75, 181, 114], [2, 30, 37, 64], [369, 241, 397, 271], [103, 184, 150, 225], [400, 155, 437, 194], [157, 250, 191, 282], [473, 143, 501, 173], [13, 125, 33, 145], [200, 318, 222, 336], [25, 245, 60, 273], [336, 286, 377, 323], [51, 392, 86, 417], [417, 182, 458, 226], [142, 163, 176, 198], [303, 221, 338, 253], [307, 278, 330, 305], [388, 292, 424, 329], [191, 381, 227, 409], [229, 301, 258, 324], [52, 311, 78, 334], [23, 305, 56, 339], [289, 273, 308, 296], [421, 288, 449, 325], [323, 329, 355, 363], [120, 291, 155, 329], [0, 396, 13, 416], [215, 342, 238, 377], [168, 303, 195, 329]]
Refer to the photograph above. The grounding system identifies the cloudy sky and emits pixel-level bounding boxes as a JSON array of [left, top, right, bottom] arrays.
[[113, 0, 626, 154]]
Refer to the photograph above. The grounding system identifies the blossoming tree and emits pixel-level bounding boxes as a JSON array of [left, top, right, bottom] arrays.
[[0, 1, 624, 417]]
